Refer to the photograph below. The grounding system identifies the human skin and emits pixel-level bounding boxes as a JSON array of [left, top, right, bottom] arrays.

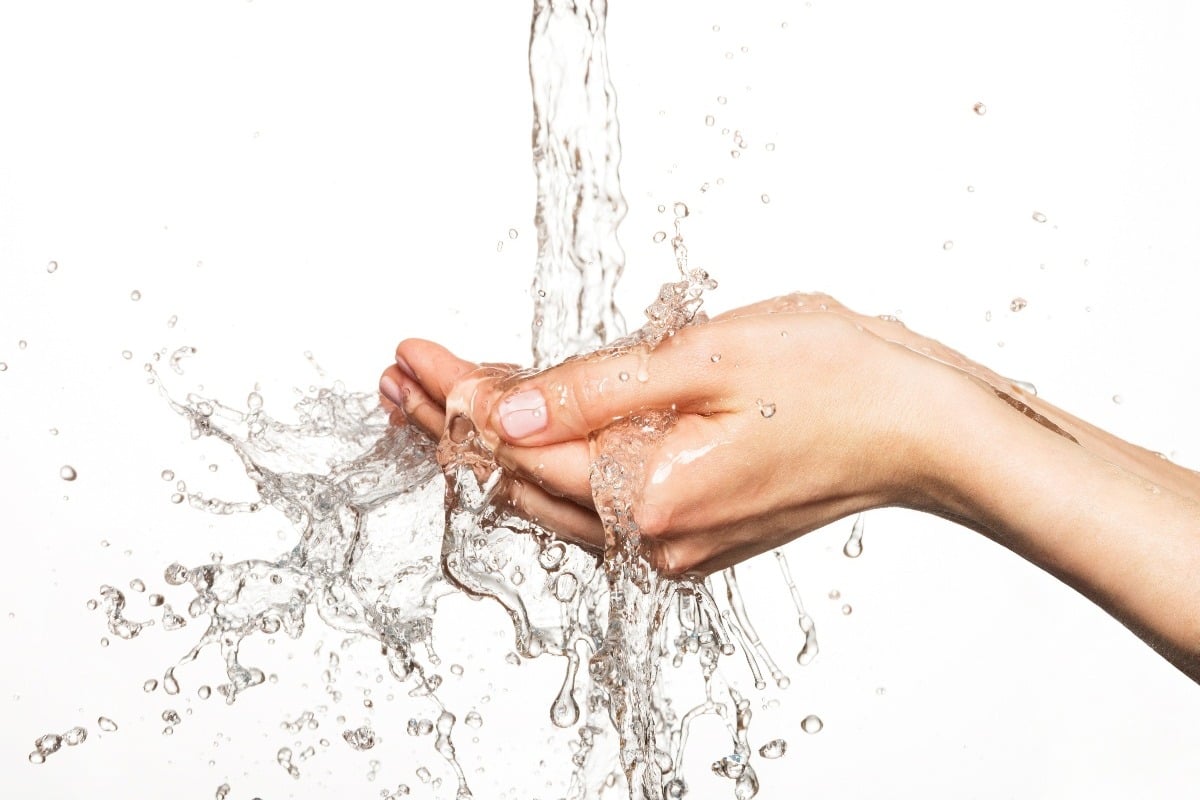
[[379, 293, 1200, 683]]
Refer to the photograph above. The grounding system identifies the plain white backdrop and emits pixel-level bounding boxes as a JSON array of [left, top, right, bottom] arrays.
[[2, 1, 1198, 798]]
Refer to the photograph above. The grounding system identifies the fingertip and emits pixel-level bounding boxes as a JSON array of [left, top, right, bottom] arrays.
[[379, 368, 405, 408]]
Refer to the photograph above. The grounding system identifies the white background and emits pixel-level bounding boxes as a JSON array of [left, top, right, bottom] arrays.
[[2, 1, 1199, 798]]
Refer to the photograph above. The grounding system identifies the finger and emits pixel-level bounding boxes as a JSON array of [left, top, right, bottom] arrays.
[[493, 438, 595, 508], [380, 364, 446, 440], [496, 474, 605, 550], [395, 338, 479, 406], [484, 325, 738, 447]]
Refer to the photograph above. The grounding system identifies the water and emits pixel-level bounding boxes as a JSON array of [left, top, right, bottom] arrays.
[[30, 3, 827, 798]]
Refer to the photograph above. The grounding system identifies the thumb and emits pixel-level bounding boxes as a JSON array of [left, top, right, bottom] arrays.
[[485, 331, 729, 447]]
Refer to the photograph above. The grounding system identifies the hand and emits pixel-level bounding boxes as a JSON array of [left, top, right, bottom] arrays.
[[379, 340, 605, 548], [463, 293, 997, 574]]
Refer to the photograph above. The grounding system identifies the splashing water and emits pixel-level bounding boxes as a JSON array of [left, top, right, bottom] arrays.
[[41, 2, 829, 798]]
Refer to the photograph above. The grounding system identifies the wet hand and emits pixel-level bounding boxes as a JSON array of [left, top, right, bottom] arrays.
[[379, 340, 605, 549], [473, 294, 989, 575]]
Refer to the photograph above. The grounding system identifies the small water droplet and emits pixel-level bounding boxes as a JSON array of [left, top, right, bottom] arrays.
[[464, 711, 483, 728], [18, 340, 27, 350], [657, 204, 666, 213], [760, 193, 770, 204], [757, 399, 776, 418], [710, 353, 721, 363], [716, 96, 727, 105], [973, 101, 987, 115], [0, 362, 7, 372], [97, 716, 118, 732], [170, 493, 185, 504], [161, 469, 175, 481], [673, 202, 689, 218], [618, 371, 629, 382], [801, 714, 823, 733], [508, 228, 519, 239], [1032, 211, 1047, 223], [967, 185, 975, 192], [130, 290, 141, 301], [129, 578, 146, 592], [758, 738, 787, 759], [504, 652, 521, 666], [1112, 394, 1123, 405], [1010, 297, 1027, 312], [705, 115, 715, 127], [143, 679, 158, 693], [942, 240, 954, 250], [652, 231, 667, 243], [121, 350, 133, 360], [841, 604, 853, 615], [60, 465, 77, 481], [46, 260, 59, 274]]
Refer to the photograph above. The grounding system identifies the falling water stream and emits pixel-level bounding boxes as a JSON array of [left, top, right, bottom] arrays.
[[27, 3, 835, 798]]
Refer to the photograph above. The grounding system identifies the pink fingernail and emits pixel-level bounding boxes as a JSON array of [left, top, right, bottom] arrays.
[[499, 389, 547, 439], [395, 355, 417, 382], [380, 374, 403, 407]]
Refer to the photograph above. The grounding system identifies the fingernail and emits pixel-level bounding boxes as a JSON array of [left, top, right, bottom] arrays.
[[380, 374, 403, 407], [499, 388, 547, 439], [395, 355, 417, 382]]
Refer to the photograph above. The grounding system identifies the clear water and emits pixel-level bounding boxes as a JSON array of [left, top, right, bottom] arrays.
[[26, 2, 827, 797]]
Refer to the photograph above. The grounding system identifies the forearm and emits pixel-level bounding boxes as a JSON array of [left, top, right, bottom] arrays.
[[928, 374, 1200, 681]]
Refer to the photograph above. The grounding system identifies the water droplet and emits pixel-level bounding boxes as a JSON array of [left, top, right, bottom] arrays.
[[121, 350, 133, 360], [942, 240, 954, 250], [710, 353, 721, 363], [508, 228, 519, 239], [704, 115, 715, 127], [129, 578, 146, 592], [1032, 211, 1047, 223], [984, 310, 992, 322], [464, 711, 483, 728], [757, 399, 776, 418], [716, 96, 727, 105], [618, 371, 629, 382], [46, 260, 59, 274], [967, 185, 975, 192], [60, 465, 77, 481], [161, 469, 174, 481], [758, 738, 787, 759], [505, 652, 521, 666], [652, 231, 667, 243], [843, 514, 864, 558], [828, 589, 841, 599], [841, 604, 853, 615], [553, 572, 578, 602], [973, 101, 987, 115], [97, 716, 118, 732], [801, 714, 823, 733], [673, 202, 689, 218], [343, 725, 378, 750], [730, 150, 741, 159], [130, 290, 141, 301], [0, 362, 7, 372], [450, 664, 464, 676], [1010, 297, 1027, 312], [760, 194, 770, 204], [18, 340, 27, 350], [657, 204, 666, 213], [167, 315, 178, 328], [170, 493, 185, 504], [1112, 394, 1123, 405]]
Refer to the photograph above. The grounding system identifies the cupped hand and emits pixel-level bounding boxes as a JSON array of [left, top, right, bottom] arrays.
[[379, 340, 605, 549], [466, 293, 996, 575]]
